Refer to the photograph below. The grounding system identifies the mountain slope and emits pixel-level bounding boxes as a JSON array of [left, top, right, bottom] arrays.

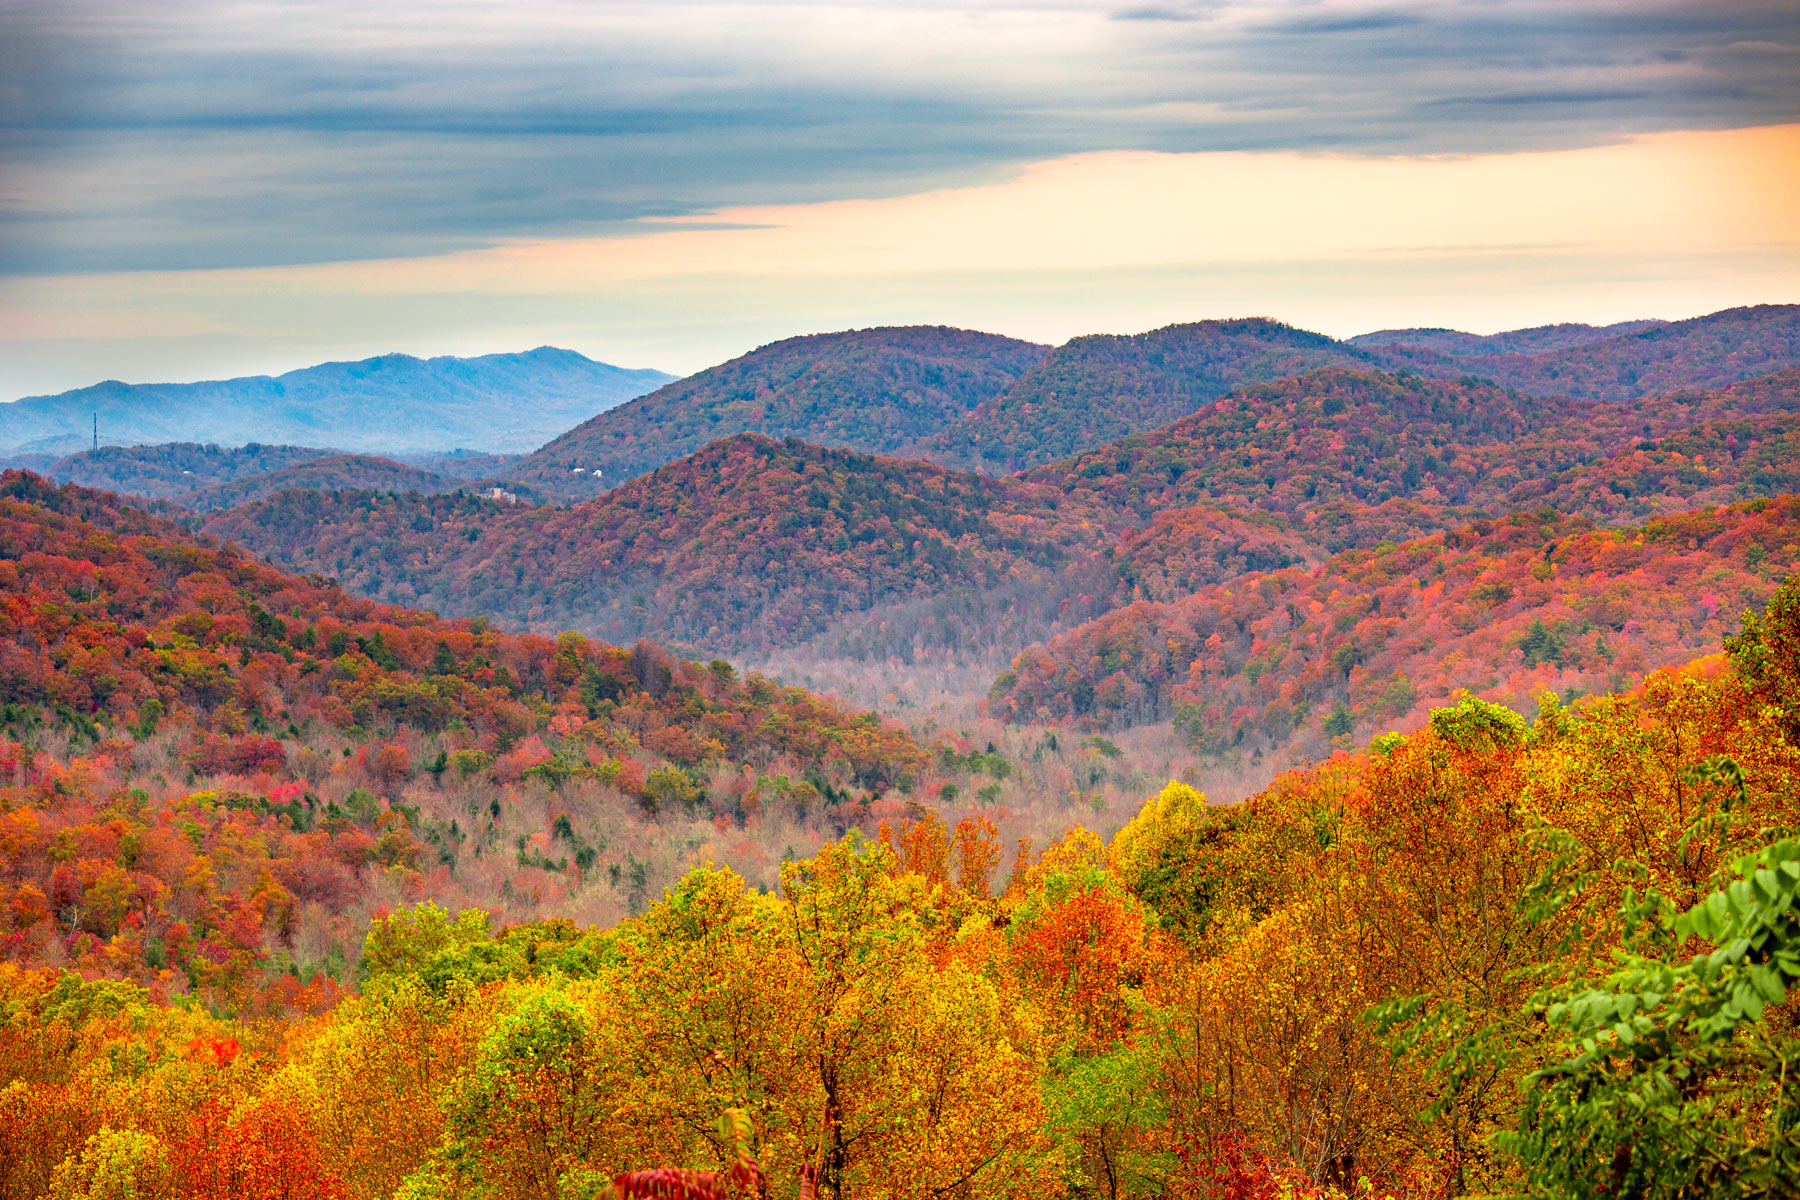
[[47, 442, 336, 498], [0, 469, 923, 779], [203, 434, 1126, 655], [1364, 304, 1800, 402], [179, 454, 464, 511], [1111, 505, 1319, 603], [1349, 319, 1666, 357], [502, 326, 1047, 499], [0, 469, 936, 1002], [1035, 366, 1800, 525], [1104, 393, 1800, 608], [933, 318, 1378, 472], [1, 347, 674, 456], [1029, 367, 1572, 519], [990, 498, 1800, 756]]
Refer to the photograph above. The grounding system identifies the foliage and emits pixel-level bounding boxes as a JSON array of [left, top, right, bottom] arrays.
[[1507, 836, 1800, 1197], [0, 473, 938, 1002], [504, 326, 1047, 498], [6, 610, 1799, 1196], [200, 435, 1124, 654], [1364, 303, 1800, 404], [1726, 570, 1800, 741], [940, 318, 1374, 472], [990, 499, 1800, 770]]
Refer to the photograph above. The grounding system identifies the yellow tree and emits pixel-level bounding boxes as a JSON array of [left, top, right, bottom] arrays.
[[781, 836, 1049, 1196]]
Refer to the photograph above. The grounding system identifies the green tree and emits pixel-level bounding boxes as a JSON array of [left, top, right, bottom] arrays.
[[1505, 837, 1800, 1196]]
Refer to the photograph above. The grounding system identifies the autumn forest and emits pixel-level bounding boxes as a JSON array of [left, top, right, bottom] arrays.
[[3, 304, 1800, 1200]]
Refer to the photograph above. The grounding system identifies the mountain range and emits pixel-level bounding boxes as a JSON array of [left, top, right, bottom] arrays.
[[495, 304, 1800, 498], [0, 347, 673, 457], [10, 304, 1800, 509], [197, 354, 1800, 721], [2, 301, 1794, 763], [6, 302, 1800, 1183], [503, 326, 1048, 499]]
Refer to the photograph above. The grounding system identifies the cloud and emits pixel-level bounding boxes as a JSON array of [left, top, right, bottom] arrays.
[[2, 123, 1793, 394], [1109, 6, 1206, 21], [0, 0, 1796, 277], [1254, 9, 1422, 35]]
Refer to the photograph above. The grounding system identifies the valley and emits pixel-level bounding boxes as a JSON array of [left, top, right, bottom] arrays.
[[12, 3, 1800, 1193], [3, 300, 1797, 1198]]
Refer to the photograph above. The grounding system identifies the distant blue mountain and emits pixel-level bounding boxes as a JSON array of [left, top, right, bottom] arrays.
[[0, 347, 675, 456]]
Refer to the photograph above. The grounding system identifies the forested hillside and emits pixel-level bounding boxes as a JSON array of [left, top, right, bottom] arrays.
[[1110, 504, 1316, 603], [7, 567, 1798, 1198], [935, 318, 1376, 472], [202, 435, 1127, 655], [0, 471, 950, 998], [1033, 366, 1800, 523], [1028, 367, 1566, 518], [177, 455, 462, 512], [1362, 303, 1800, 402], [46, 442, 336, 499], [502, 327, 1047, 498], [991, 498, 1800, 758]]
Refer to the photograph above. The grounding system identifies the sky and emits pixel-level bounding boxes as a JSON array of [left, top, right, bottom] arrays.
[[1, 0, 1797, 396]]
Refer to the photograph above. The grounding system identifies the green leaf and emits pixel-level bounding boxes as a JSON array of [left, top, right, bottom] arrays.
[[1748, 964, 1787, 1005]]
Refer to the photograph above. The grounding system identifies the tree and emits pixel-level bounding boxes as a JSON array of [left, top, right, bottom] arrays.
[[49, 1127, 172, 1200], [954, 815, 1001, 898], [1507, 837, 1800, 1196], [1726, 573, 1800, 739]]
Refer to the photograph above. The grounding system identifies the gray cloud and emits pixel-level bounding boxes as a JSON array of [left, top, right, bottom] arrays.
[[1109, 7, 1206, 21], [1255, 9, 1423, 34], [1, 0, 1796, 274]]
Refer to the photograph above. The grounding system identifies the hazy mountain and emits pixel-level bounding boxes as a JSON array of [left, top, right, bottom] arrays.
[[0, 347, 674, 456], [500, 326, 1048, 499]]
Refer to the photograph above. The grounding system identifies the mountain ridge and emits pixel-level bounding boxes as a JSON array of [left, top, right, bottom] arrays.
[[201, 432, 1130, 657], [1, 347, 674, 456], [1362, 303, 1800, 402], [499, 325, 1049, 500]]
